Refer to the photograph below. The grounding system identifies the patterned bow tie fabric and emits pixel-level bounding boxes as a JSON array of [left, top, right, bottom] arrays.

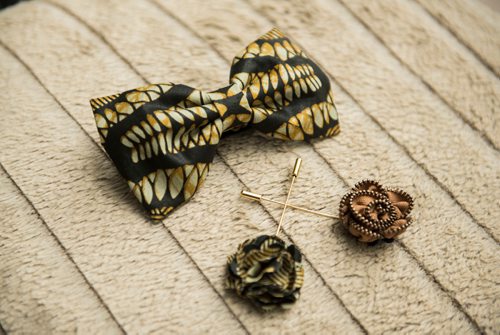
[[90, 28, 340, 221]]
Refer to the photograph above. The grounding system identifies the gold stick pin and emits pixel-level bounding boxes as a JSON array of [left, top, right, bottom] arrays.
[[241, 190, 339, 219], [276, 158, 301, 236]]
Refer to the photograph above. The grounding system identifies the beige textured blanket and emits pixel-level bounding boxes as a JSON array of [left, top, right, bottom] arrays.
[[1, 0, 499, 334]]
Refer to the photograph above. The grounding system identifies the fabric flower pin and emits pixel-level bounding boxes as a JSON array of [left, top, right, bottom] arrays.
[[226, 234, 304, 310], [226, 159, 304, 310]]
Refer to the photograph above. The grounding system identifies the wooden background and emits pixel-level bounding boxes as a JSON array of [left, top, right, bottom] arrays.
[[0, 0, 499, 334]]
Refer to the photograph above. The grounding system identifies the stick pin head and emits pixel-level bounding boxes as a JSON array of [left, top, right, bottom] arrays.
[[292, 158, 302, 177]]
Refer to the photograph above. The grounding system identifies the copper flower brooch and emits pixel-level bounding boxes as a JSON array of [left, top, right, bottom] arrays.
[[242, 179, 414, 244], [339, 180, 414, 243]]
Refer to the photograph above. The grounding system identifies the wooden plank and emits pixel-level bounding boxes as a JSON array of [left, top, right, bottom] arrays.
[[0, 7, 246, 334], [0, 1, 363, 333], [339, 0, 500, 149], [416, 0, 500, 77], [46, 0, 496, 333], [0, 171, 121, 334]]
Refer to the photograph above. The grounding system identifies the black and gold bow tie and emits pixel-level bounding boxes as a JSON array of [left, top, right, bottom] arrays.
[[90, 28, 340, 221]]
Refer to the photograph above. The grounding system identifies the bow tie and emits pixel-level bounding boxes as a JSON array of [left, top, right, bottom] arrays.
[[90, 28, 340, 221]]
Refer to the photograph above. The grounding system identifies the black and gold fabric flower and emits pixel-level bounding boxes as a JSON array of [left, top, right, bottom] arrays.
[[226, 235, 304, 310], [90, 28, 340, 221], [339, 180, 414, 243]]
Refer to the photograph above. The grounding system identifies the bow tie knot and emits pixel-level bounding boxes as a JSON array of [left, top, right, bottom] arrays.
[[90, 28, 340, 221]]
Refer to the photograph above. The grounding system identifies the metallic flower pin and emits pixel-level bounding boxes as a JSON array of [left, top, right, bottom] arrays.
[[339, 180, 414, 243], [242, 179, 414, 243]]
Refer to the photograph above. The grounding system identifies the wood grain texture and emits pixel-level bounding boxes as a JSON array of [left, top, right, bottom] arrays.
[[340, 0, 500, 149], [416, 0, 500, 76], [0, 0, 499, 333]]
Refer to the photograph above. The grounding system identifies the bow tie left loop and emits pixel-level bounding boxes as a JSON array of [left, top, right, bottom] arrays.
[[90, 28, 340, 221]]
